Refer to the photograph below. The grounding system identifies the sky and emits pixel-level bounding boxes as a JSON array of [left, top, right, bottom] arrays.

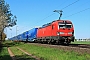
[[4, 0, 90, 39]]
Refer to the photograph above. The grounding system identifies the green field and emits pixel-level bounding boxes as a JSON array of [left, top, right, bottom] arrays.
[[0, 41, 12, 60], [0, 47, 12, 60], [18, 43, 90, 60], [1, 41, 36, 60], [71, 41, 90, 44], [1, 40, 90, 60], [0, 40, 19, 60], [10, 47, 36, 60]]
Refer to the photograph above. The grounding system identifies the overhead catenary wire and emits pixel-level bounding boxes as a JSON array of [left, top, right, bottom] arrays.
[[34, 0, 80, 25], [35, 0, 68, 23], [61, 0, 80, 10], [33, 0, 68, 25], [34, 13, 55, 24], [55, 0, 68, 9], [63, 8, 90, 18], [12, 0, 90, 37], [16, 0, 84, 34], [67, 0, 90, 13]]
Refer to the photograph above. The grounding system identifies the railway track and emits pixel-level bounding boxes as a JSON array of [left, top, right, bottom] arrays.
[[69, 44, 90, 49], [27, 43, 90, 54], [27, 42, 90, 49]]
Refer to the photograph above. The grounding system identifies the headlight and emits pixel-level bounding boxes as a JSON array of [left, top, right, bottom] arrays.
[[57, 32, 64, 35], [68, 32, 72, 34], [57, 32, 60, 35], [60, 32, 64, 34]]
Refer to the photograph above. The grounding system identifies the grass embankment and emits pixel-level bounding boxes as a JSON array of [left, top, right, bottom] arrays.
[[0, 40, 14, 60], [18, 43, 90, 60], [71, 41, 90, 44], [0, 47, 12, 60], [2, 40, 36, 60], [1, 40, 90, 60], [10, 47, 36, 60]]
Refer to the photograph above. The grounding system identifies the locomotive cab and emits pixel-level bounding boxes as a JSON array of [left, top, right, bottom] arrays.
[[56, 20, 74, 44]]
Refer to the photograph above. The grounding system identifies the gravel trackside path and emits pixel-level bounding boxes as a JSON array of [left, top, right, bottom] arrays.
[[16, 47, 41, 60], [8, 47, 16, 60]]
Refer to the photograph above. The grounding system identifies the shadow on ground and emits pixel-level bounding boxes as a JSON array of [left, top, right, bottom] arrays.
[[15, 55, 36, 60], [0, 47, 2, 53], [0, 41, 37, 60], [2, 41, 23, 47], [69, 44, 90, 48], [0, 55, 12, 60], [0, 55, 36, 60]]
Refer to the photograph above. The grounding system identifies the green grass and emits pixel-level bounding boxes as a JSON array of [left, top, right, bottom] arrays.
[[2, 40, 36, 60], [71, 41, 90, 44], [18, 43, 90, 60], [10, 47, 36, 60], [1, 40, 90, 60], [2, 40, 23, 47], [0, 47, 12, 60]]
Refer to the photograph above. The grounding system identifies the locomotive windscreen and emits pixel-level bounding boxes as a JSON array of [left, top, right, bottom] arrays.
[[58, 22, 72, 28]]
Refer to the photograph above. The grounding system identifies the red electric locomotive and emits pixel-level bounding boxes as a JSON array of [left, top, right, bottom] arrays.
[[37, 20, 75, 44]]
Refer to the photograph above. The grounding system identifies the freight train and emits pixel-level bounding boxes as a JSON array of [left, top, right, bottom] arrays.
[[9, 20, 75, 44]]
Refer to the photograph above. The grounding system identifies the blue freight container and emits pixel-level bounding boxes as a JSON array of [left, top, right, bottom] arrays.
[[28, 28, 38, 41], [19, 34, 23, 40], [17, 35, 19, 40], [20, 33, 24, 40], [11, 36, 17, 40], [14, 36, 18, 40], [21, 31, 29, 41], [17, 34, 21, 40], [9, 38, 12, 40], [9, 28, 38, 41]]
